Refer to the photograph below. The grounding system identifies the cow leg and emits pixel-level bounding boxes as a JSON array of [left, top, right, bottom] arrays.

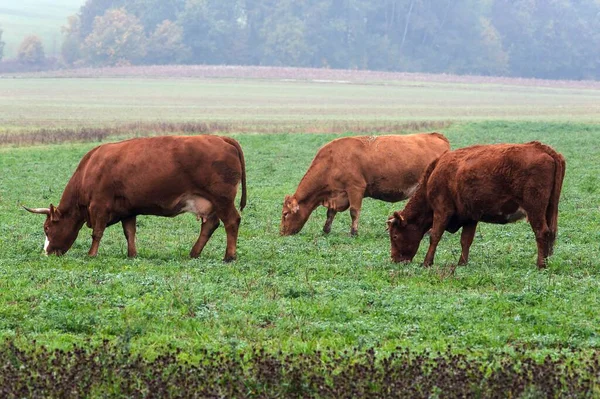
[[547, 232, 557, 257], [216, 204, 241, 262], [527, 213, 552, 269], [323, 208, 337, 234], [546, 210, 558, 257], [190, 213, 220, 258], [122, 216, 137, 258], [458, 222, 477, 265], [348, 192, 364, 236], [88, 213, 108, 257], [423, 213, 450, 267], [349, 208, 361, 236]]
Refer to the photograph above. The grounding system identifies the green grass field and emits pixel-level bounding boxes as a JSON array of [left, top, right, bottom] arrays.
[[1, 120, 599, 357], [0, 72, 599, 394]]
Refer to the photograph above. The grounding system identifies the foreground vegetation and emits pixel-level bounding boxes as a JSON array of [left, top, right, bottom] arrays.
[[2, 341, 599, 398]]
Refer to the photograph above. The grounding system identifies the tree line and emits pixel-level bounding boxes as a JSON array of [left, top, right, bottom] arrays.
[[0, 28, 47, 69], [4, 0, 600, 80]]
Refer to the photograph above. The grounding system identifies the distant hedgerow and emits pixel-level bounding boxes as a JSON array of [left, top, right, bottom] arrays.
[[0, 340, 598, 398], [0, 120, 451, 146]]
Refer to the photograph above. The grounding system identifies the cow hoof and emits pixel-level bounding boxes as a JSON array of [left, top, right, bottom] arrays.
[[223, 255, 237, 263], [350, 229, 358, 237], [323, 227, 331, 234]]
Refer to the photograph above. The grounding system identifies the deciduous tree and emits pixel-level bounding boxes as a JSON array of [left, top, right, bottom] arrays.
[[18, 36, 46, 65], [261, 0, 311, 66], [0, 27, 5, 61], [61, 16, 83, 65], [59, 0, 600, 80], [178, 0, 247, 65], [83, 8, 147, 66], [146, 20, 191, 64]]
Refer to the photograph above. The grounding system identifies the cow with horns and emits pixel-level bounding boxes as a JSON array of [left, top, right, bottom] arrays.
[[24, 135, 247, 261]]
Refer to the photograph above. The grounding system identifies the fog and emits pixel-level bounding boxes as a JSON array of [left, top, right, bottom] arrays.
[[1, 0, 598, 80]]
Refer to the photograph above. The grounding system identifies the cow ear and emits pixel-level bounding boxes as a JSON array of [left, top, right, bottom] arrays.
[[393, 211, 405, 226], [49, 204, 61, 222], [290, 197, 300, 213]]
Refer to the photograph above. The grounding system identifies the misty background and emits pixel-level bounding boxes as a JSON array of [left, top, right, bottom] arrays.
[[0, 0, 599, 80]]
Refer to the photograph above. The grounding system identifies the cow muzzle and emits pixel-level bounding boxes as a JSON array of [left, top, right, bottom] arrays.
[[391, 255, 413, 264]]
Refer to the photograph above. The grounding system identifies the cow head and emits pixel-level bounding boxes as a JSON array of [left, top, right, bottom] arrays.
[[387, 211, 425, 263], [23, 204, 83, 256], [280, 195, 308, 235]]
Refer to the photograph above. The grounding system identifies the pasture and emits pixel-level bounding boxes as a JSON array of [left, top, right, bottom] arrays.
[[0, 70, 599, 395], [2, 68, 600, 134]]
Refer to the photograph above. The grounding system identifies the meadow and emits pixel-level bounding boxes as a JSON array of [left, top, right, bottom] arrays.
[[0, 70, 599, 395], [2, 68, 600, 134]]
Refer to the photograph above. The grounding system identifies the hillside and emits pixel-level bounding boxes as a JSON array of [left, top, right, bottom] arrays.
[[0, 0, 83, 58]]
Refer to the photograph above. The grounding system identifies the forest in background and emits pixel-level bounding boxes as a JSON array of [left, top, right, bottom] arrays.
[[2, 0, 600, 80]]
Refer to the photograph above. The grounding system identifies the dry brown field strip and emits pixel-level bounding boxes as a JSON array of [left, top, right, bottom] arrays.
[[1, 67, 600, 136]]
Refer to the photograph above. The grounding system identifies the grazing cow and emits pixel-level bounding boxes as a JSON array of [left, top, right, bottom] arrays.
[[24, 135, 247, 261], [281, 133, 450, 236], [387, 141, 565, 269]]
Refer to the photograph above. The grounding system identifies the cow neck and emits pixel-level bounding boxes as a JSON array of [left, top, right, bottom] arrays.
[[294, 168, 327, 213], [402, 183, 433, 231], [57, 173, 84, 220]]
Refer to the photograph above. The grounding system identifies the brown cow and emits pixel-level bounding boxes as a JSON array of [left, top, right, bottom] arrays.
[[24, 135, 247, 261], [281, 133, 450, 236], [387, 141, 565, 269]]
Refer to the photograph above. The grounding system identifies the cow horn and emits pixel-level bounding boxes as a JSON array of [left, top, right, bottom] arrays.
[[22, 206, 50, 215], [386, 217, 395, 231]]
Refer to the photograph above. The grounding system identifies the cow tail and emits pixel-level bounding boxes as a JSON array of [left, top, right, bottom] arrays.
[[531, 143, 565, 256], [222, 137, 247, 211], [546, 149, 566, 238]]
